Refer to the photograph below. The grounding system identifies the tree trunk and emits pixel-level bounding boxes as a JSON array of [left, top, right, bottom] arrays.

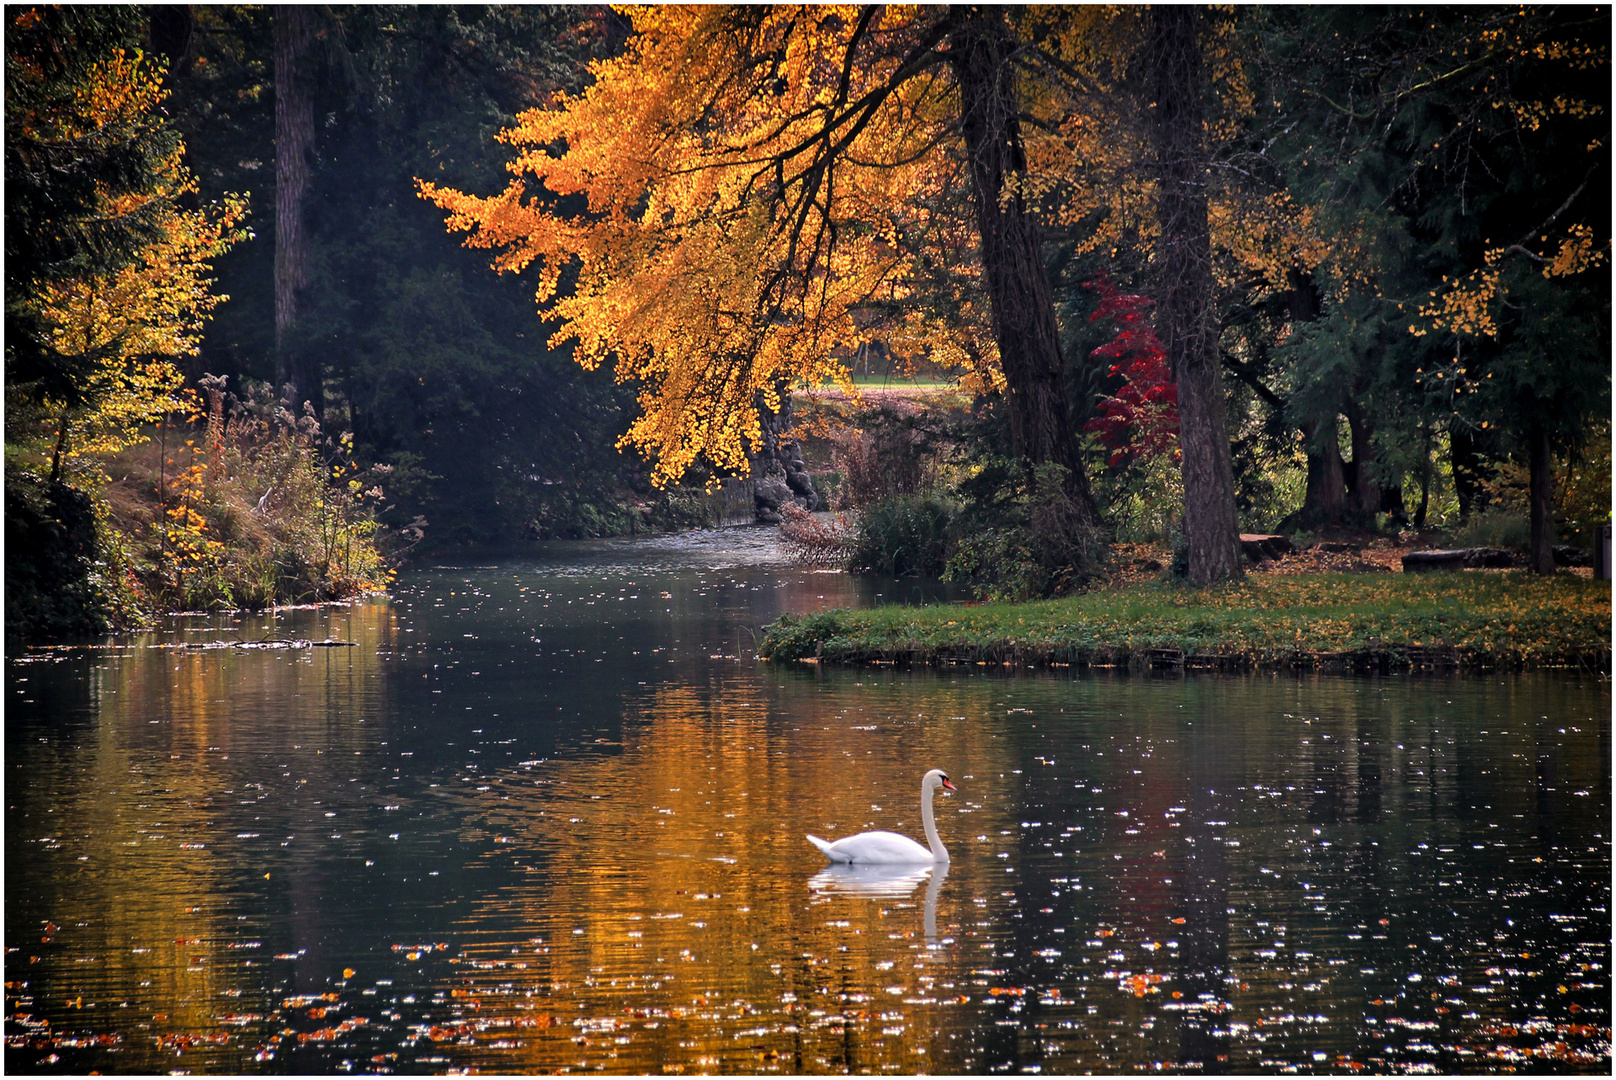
[[1148, 6, 1242, 584], [1448, 423, 1487, 522], [49, 412, 70, 485], [274, 6, 318, 419], [1528, 425, 1554, 574], [950, 11, 1102, 538], [1345, 406, 1380, 519], [1413, 422, 1432, 528], [1282, 271, 1351, 530], [1297, 416, 1347, 526]]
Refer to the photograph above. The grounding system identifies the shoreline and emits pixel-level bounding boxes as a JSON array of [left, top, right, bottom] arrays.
[[758, 570, 1613, 675]]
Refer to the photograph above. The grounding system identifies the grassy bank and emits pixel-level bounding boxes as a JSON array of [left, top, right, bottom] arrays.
[[758, 572, 1612, 673]]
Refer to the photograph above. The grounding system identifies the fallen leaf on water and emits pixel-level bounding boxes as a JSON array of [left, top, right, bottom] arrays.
[[1121, 973, 1165, 997]]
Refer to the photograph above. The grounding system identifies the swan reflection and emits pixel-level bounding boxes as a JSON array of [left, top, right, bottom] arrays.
[[808, 862, 950, 942]]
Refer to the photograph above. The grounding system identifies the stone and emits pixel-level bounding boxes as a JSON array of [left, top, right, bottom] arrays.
[[752, 461, 793, 525], [1552, 544, 1590, 568], [1402, 547, 1519, 572], [1239, 534, 1293, 561]]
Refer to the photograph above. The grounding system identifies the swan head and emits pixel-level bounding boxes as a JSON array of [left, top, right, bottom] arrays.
[[923, 768, 957, 793]]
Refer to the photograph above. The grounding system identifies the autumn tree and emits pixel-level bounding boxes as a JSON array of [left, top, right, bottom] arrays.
[[421, 5, 1116, 566], [6, 6, 181, 411], [1083, 279, 1177, 469], [33, 179, 248, 482], [7, 7, 247, 482], [5, 5, 247, 637]]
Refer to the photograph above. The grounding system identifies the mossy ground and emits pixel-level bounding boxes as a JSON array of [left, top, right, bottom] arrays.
[[758, 570, 1611, 673]]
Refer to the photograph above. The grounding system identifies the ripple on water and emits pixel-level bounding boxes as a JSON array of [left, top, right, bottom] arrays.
[[5, 554, 1609, 1074]]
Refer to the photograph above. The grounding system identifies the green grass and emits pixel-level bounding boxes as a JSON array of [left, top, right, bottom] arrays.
[[758, 571, 1611, 673], [809, 375, 959, 391]]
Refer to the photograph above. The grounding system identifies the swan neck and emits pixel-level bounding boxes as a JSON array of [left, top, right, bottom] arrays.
[[921, 779, 948, 862]]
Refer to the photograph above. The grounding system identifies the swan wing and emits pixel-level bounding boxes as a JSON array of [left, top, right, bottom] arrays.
[[805, 834, 852, 862], [820, 830, 934, 864]]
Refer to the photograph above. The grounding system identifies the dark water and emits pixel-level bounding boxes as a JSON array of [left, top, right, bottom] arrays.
[[6, 527, 1610, 1074]]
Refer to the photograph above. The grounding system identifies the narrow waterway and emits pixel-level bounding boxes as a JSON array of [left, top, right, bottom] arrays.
[[6, 527, 1610, 1073]]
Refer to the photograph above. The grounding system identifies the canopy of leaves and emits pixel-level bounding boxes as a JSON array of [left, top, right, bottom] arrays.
[[1255, 7, 1610, 456], [5, 6, 185, 405], [421, 7, 998, 486]]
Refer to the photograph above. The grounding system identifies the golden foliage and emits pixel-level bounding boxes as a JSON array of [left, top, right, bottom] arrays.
[[421, 7, 983, 486], [418, 8, 1359, 487], [37, 172, 248, 468], [14, 27, 250, 478], [1416, 223, 1607, 342]]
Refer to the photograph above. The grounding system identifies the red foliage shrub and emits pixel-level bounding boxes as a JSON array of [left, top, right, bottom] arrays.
[[1083, 277, 1179, 467]]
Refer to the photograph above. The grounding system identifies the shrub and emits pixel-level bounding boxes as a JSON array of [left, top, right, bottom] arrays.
[[945, 461, 1110, 600], [99, 387, 394, 615], [850, 493, 958, 577], [829, 405, 938, 509], [779, 502, 856, 566], [1449, 509, 1531, 551]]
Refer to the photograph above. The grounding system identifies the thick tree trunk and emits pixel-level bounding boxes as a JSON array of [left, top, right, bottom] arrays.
[[750, 385, 817, 523], [274, 6, 319, 419], [1148, 6, 1242, 584], [950, 11, 1102, 538], [1345, 406, 1381, 519], [1528, 425, 1554, 574], [1297, 416, 1347, 526]]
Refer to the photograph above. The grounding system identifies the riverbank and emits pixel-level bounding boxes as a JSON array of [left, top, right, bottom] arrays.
[[758, 571, 1612, 673]]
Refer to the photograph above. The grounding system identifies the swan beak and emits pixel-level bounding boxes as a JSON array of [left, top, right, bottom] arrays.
[[941, 778, 957, 791]]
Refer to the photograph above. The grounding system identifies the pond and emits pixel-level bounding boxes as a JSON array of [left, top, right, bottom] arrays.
[[6, 527, 1610, 1074]]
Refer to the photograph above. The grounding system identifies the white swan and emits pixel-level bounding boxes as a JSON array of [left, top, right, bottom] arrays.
[[806, 769, 955, 864]]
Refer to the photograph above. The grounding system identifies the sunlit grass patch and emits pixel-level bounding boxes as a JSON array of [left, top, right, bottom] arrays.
[[758, 572, 1611, 672]]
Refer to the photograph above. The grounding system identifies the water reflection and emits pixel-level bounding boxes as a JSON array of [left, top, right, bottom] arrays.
[[808, 864, 949, 948], [809, 864, 938, 900], [5, 534, 1610, 1074]]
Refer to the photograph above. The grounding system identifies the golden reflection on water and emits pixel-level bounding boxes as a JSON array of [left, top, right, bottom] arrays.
[[429, 672, 1018, 1073], [9, 603, 400, 1070]]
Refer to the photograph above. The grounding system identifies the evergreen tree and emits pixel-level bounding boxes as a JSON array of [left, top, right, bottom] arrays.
[[1250, 6, 1609, 564]]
